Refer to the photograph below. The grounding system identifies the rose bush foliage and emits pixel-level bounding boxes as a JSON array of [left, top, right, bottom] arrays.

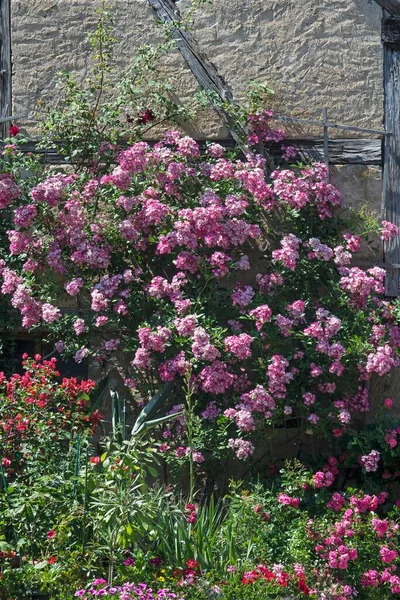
[[0, 121, 400, 594], [1, 3, 399, 598]]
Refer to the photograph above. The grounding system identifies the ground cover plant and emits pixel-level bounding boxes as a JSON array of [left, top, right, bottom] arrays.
[[0, 2, 399, 599]]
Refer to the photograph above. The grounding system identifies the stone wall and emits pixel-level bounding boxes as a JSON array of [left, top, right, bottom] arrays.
[[186, 0, 384, 137], [11, 0, 384, 137], [10, 0, 386, 207]]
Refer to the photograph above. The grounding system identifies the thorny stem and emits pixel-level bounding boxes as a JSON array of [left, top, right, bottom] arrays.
[[79, 2, 110, 169]]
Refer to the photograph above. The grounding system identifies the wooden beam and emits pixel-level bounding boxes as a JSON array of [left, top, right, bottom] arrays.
[[278, 138, 382, 165], [0, 0, 11, 139], [382, 39, 400, 295], [6, 138, 382, 166], [0, 113, 25, 124], [382, 16, 400, 46], [147, 0, 275, 170], [374, 0, 400, 16]]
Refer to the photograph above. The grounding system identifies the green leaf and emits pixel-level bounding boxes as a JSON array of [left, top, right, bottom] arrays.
[[0, 541, 12, 552], [148, 466, 158, 478], [130, 382, 174, 437]]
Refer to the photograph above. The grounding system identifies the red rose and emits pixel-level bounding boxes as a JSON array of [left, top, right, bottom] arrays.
[[137, 109, 156, 125], [9, 125, 20, 137]]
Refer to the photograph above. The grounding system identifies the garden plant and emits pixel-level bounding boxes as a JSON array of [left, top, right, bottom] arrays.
[[0, 3, 399, 599]]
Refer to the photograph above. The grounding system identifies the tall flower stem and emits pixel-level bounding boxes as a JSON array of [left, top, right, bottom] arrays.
[[184, 367, 196, 503]]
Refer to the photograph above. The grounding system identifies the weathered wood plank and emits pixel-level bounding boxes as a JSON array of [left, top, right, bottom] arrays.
[[381, 44, 400, 295], [275, 138, 383, 165], [3, 138, 382, 166], [147, 0, 275, 170], [0, 0, 11, 140], [374, 0, 400, 16], [382, 16, 400, 46]]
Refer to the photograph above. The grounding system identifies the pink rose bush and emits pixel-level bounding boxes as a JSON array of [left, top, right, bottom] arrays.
[[0, 114, 398, 472], [211, 467, 400, 600]]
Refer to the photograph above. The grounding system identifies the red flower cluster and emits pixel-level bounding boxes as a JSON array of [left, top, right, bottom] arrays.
[[9, 125, 20, 137], [184, 503, 197, 523], [241, 564, 309, 595], [0, 356, 98, 476], [242, 564, 276, 584], [137, 109, 156, 125], [173, 559, 201, 586]]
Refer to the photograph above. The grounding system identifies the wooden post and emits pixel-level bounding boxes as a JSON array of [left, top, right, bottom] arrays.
[[322, 108, 329, 168], [0, 0, 11, 140], [382, 17, 400, 295]]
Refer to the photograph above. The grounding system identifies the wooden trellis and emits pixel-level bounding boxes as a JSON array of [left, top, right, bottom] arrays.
[[274, 109, 388, 168]]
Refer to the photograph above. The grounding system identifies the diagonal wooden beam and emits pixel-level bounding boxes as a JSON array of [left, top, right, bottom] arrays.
[[0, 0, 12, 140], [373, 0, 400, 17], [147, 0, 275, 170]]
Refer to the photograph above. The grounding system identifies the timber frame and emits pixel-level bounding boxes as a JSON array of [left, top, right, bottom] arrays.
[[373, 0, 400, 17], [381, 11, 400, 294], [11, 137, 383, 167], [147, 0, 275, 170]]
